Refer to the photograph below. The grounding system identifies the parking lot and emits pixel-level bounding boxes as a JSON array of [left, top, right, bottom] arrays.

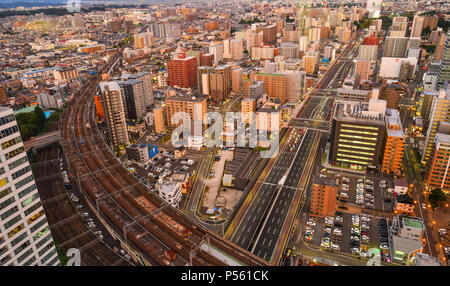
[[338, 175, 396, 213], [305, 211, 393, 263]]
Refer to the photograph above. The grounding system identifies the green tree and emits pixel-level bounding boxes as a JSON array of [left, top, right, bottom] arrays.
[[428, 188, 448, 209], [422, 26, 431, 37], [34, 106, 47, 129]]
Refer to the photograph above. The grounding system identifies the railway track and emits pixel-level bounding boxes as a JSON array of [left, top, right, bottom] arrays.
[[35, 145, 133, 266], [58, 52, 268, 266]]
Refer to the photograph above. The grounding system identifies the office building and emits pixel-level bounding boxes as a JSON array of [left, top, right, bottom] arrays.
[[382, 109, 405, 176], [0, 107, 59, 266], [425, 133, 450, 191], [309, 177, 338, 217], [390, 215, 424, 265], [336, 88, 371, 102], [330, 100, 386, 172], [99, 82, 129, 146], [167, 54, 198, 89]]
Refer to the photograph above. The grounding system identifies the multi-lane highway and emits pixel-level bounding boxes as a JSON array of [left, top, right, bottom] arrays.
[[224, 31, 363, 265]]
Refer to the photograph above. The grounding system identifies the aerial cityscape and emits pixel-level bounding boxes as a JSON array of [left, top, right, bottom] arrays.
[[0, 0, 449, 268]]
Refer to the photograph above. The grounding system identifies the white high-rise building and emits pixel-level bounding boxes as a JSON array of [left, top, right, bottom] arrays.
[[0, 107, 59, 265]]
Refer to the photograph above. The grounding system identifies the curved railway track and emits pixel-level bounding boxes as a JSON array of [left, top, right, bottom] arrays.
[[59, 53, 268, 266]]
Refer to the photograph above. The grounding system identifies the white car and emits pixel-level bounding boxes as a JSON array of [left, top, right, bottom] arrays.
[[333, 228, 342, 235], [331, 244, 340, 250]]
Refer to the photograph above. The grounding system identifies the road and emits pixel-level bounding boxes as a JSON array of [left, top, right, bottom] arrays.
[[403, 137, 446, 264], [223, 31, 363, 264]]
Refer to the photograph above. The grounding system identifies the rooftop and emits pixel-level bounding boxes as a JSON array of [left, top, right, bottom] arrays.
[[334, 101, 385, 125], [403, 217, 424, 230], [166, 92, 206, 103]]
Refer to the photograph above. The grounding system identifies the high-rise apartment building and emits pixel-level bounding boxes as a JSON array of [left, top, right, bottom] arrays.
[[358, 45, 378, 61], [133, 29, 154, 49], [250, 73, 287, 103], [435, 33, 447, 62], [382, 109, 405, 176], [153, 106, 165, 134], [303, 55, 317, 75], [309, 177, 338, 217], [392, 16, 408, 31], [263, 24, 278, 45], [121, 72, 153, 108], [230, 39, 244, 60], [425, 133, 450, 191], [99, 82, 129, 146], [209, 42, 224, 65], [165, 93, 207, 130], [437, 33, 450, 88], [0, 107, 59, 266], [410, 15, 424, 38], [119, 79, 146, 121], [0, 84, 6, 105], [167, 54, 198, 88], [94, 95, 104, 120], [231, 68, 243, 93], [380, 83, 406, 109], [241, 98, 256, 124], [383, 37, 409, 58], [422, 88, 450, 163], [210, 65, 232, 102], [354, 59, 371, 81]]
